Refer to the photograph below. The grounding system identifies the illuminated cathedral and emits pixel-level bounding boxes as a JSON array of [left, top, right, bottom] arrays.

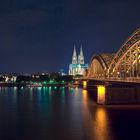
[[69, 46, 88, 76]]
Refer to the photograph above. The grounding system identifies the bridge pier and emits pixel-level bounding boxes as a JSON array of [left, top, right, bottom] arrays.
[[84, 79, 140, 105], [83, 81, 87, 89], [96, 86, 140, 105], [97, 85, 105, 104]]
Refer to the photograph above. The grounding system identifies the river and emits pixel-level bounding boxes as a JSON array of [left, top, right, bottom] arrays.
[[0, 87, 140, 140]]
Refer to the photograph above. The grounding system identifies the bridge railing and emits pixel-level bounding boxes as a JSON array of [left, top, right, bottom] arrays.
[[83, 76, 140, 83]]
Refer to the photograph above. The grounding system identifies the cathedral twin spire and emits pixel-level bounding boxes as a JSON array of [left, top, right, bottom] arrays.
[[69, 45, 88, 75], [72, 45, 77, 64], [72, 45, 84, 64]]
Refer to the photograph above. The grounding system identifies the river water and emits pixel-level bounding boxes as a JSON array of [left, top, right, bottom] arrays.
[[0, 87, 140, 140]]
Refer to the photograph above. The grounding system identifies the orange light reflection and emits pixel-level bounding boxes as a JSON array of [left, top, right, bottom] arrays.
[[94, 107, 108, 140]]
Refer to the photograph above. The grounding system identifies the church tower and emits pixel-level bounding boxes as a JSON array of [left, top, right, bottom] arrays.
[[69, 45, 88, 76], [78, 45, 84, 64], [72, 45, 77, 64]]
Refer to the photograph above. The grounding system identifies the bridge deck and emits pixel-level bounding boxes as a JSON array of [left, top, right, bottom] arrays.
[[81, 77, 140, 86]]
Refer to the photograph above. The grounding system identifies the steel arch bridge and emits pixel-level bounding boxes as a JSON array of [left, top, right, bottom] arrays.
[[87, 28, 140, 80]]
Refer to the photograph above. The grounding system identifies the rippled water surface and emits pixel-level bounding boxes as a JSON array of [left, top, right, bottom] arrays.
[[0, 87, 140, 140]]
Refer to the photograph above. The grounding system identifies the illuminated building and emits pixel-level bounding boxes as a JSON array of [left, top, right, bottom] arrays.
[[69, 45, 88, 76]]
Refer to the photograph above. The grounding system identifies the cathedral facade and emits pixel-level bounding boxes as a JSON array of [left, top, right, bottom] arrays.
[[69, 46, 88, 76]]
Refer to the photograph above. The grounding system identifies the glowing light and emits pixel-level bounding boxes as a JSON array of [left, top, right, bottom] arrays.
[[82, 89, 87, 94], [74, 87, 79, 95], [5, 77, 9, 82], [49, 86, 52, 94], [83, 81, 87, 89], [38, 87, 42, 90], [82, 89, 87, 111], [97, 85, 105, 104], [95, 108, 108, 140]]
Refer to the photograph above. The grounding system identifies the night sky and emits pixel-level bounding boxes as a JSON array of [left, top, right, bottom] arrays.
[[0, 0, 140, 73]]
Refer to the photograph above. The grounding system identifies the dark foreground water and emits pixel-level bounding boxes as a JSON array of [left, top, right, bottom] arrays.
[[0, 87, 140, 140]]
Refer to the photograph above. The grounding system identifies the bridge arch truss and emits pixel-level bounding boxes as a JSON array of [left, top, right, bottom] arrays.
[[88, 28, 140, 79]]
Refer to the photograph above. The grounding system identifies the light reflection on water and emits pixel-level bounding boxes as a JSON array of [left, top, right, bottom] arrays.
[[81, 89, 114, 140], [0, 87, 139, 140], [94, 107, 109, 140]]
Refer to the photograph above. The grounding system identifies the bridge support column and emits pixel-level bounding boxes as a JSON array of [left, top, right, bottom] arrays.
[[83, 81, 87, 89], [97, 85, 105, 104], [124, 56, 127, 79], [130, 50, 132, 77], [132, 65, 135, 77], [136, 45, 139, 77]]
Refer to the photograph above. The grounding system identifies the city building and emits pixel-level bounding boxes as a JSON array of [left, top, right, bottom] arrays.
[[69, 45, 88, 76]]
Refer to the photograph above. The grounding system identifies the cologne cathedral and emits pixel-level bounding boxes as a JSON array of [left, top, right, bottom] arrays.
[[69, 46, 88, 76]]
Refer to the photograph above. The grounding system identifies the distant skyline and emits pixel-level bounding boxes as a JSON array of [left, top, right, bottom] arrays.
[[0, 0, 140, 73]]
